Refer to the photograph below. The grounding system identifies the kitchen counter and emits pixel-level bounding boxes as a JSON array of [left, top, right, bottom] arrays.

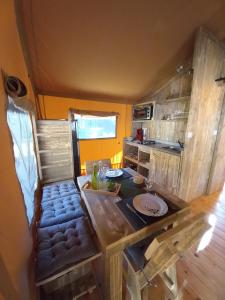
[[125, 140, 183, 156]]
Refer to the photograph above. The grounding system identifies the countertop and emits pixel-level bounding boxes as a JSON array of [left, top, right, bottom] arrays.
[[125, 140, 184, 156]]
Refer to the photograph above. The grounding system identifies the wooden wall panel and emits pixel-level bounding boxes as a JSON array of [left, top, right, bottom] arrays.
[[154, 98, 190, 120], [133, 65, 193, 144], [143, 65, 193, 103], [207, 92, 225, 193], [179, 28, 225, 201], [152, 150, 181, 195], [40, 151, 71, 165], [42, 165, 72, 183], [142, 120, 188, 143]]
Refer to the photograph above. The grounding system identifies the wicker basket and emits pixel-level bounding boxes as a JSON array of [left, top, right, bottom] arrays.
[[81, 181, 121, 197]]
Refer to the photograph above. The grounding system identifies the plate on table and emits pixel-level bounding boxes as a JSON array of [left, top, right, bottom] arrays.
[[133, 193, 168, 217], [106, 169, 123, 178]]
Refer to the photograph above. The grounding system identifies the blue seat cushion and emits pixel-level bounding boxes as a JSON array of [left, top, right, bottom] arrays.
[[42, 180, 79, 202], [36, 218, 98, 282], [39, 194, 85, 228]]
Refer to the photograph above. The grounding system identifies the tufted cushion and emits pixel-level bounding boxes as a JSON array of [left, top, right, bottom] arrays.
[[42, 180, 79, 202], [39, 194, 85, 228], [36, 218, 98, 282]]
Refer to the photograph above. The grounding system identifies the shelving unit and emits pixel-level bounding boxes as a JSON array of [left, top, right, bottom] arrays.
[[138, 149, 150, 169], [158, 95, 190, 104], [33, 120, 74, 183], [132, 120, 146, 123], [124, 142, 151, 178], [137, 165, 149, 178], [124, 143, 138, 160], [138, 161, 150, 169], [124, 141, 182, 192], [161, 117, 189, 121], [124, 155, 138, 164], [132, 70, 192, 144]]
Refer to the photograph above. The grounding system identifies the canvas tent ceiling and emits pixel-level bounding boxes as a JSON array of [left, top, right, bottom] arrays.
[[18, 0, 225, 104]]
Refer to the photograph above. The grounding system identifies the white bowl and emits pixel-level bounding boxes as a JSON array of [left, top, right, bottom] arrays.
[[133, 176, 144, 185]]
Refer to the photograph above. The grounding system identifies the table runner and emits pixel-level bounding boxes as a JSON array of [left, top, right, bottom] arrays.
[[114, 172, 180, 230]]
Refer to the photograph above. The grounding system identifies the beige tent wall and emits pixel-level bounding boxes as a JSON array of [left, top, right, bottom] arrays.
[[0, 0, 37, 299], [19, 0, 225, 103]]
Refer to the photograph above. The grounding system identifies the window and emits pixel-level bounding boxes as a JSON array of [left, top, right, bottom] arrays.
[[7, 97, 37, 225], [75, 114, 117, 140]]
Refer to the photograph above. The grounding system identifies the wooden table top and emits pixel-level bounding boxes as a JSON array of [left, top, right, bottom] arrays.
[[77, 168, 189, 251]]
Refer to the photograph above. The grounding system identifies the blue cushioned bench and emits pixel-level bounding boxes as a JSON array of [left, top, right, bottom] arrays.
[[36, 179, 100, 291], [42, 180, 80, 202], [39, 194, 85, 228], [36, 217, 98, 283]]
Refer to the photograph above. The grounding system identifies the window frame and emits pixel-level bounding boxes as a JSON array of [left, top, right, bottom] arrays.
[[74, 113, 118, 141]]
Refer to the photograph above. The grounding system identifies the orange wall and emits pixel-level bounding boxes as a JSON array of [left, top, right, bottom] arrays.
[[0, 1, 36, 299], [39, 95, 132, 173]]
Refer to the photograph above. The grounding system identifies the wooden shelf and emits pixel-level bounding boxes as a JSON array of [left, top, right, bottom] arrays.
[[125, 142, 139, 147], [41, 163, 71, 169], [160, 117, 188, 121], [43, 176, 72, 184], [137, 165, 149, 178], [124, 155, 138, 164], [138, 162, 150, 169], [158, 96, 190, 104], [36, 132, 69, 137], [133, 117, 188, 122], [132, 120, 154, 123], [38, 148, 70, 153]]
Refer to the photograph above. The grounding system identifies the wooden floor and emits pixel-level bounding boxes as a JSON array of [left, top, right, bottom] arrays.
[[144, 188, 225, 300], [49, 189, 225, 300], [176, 188, 225, 300]]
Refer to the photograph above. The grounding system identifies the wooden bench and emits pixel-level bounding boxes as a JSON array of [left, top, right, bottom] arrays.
[[35, 180, 101, 299]]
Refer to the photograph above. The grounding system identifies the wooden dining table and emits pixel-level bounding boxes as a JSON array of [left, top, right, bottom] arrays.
[[77, 168, 190, 300]]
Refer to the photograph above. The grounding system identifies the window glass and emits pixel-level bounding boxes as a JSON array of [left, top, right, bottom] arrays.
[[7, 98, 37, 224], [75, 114, 116, 139]]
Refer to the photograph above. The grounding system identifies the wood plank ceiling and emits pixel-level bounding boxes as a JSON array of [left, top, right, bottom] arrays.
[[18, 0, 225, 103]]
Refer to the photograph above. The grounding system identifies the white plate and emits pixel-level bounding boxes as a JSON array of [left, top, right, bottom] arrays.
[[106, 169, 123, 178], [133, 193, 168, 217]]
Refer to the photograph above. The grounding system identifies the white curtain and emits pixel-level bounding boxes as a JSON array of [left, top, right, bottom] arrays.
[[7, 96, 37, 224]]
